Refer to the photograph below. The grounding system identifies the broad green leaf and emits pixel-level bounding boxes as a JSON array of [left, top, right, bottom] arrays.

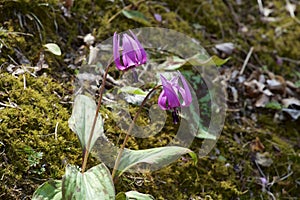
[[265, 101, 282, 110], [117, 146, 197, 176], [188, 54, 230, 67], [68, 95, 104, 151], [32, 180, 62, 200], [44, 43, 61, 56], [62, 164, 115, 200], [115, 192, 126, 200], [295, 80, 300, 88], [157, 56, 186, 70], [210, 55, 231, 66], [116, 191, 155, 200], [119, 86, 148, 96], [122, 10, 151, 26]]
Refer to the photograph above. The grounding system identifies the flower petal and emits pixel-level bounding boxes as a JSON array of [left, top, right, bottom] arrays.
[[127, 33, 142, 64], [160, 74, 181, 109], [113, 32, 127, 70], [170, 76, 179, 94], [178, 73, 192, 106], [122, 34, 139, 67], [129, 30, 147, 64], [158, 91, 168, 110], [113, 33, 121, 65], [122, 51, 136, 68], [113, 31, 147, 71]]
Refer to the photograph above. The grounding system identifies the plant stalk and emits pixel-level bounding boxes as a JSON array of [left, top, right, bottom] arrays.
[[111, 85, 162, 179], [81, 58, 112, 173]]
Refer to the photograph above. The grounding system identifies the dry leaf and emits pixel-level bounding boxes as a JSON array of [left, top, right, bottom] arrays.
[[282, 108, 300, 120], [282, 98, 300, 107], [250, 137, 265, 152], [215, 42, 235, 55], [256, 152, 273, 167], [255, 94, 270, 107]]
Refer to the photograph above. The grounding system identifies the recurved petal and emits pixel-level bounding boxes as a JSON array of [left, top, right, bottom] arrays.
[[178, 73, 192, 106], [113, 32, 119, 57], [170, 76, 179, 87], [122, 34, 139, 66], [129, 30, 147, 64], [113, 32, 125, 70], [158, 91, 168, 110], [160, 74, 181, 109], [122, 52, 136, 68]]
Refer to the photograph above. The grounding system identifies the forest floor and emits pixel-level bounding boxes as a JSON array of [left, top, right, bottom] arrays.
[[0, 0, 300, 199]]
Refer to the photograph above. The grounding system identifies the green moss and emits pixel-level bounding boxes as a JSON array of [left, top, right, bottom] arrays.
[[0, 72, 83, 199]]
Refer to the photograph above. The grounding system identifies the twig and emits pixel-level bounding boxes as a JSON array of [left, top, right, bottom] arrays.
[[7, 55, 19, 65], [0, 101, 18, 108], [240, 46, 254, 75], [107, 0, 146, 23], [54, 122, 59, 140], [23, 74, 26, 89], [280, 56, 300, 64], [257, 0, 264, 14], [0, 141, 5, 155], [266, 191, 276, 200], [217, 18, 225, 40], [255, 160, 266, 178], [224, 0, 241, 26]]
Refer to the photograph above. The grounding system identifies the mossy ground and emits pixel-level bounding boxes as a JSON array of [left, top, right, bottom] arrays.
[[0, 73, 79, 199], [0, 0, 299, 199]]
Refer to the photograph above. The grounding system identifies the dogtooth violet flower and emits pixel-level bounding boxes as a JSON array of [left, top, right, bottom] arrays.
[[158, 72, 192, 124], [113, 30, 147, 73]]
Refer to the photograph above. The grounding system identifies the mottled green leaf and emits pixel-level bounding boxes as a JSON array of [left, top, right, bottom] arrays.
[[189, 54, 230, 67], [68, 95, 104, 151], [122, 10, 150, 26], [295, 80, 300, 88], [44, 43, 61, 56], [119, 86, 148, 96], [117, 146, 197, 176], [157, 56, 186, 70], [62, 164, 115, 200], [116, 191, 155, 200], [32, 180, 62, 200]]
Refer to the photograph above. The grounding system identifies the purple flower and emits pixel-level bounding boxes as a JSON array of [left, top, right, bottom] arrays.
[[154, 13, 162, 22], [158, 72, 192, 124], [113, 30, 147, 71]]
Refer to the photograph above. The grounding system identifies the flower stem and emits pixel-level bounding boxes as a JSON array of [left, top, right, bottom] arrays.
[[111, 85, 162, 179], [81, 57, 113, 173], [132, 68, 139, 83]]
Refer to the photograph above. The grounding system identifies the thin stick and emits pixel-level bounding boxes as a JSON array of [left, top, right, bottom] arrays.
[[54, 122, 59, 140], [81, 57, 113, 173], [23, 74, 26, 89], [240, 46, 254, 75], [0, 102, 15, 108], [107, 0, 146, 23], [111, 85, 162, 179]]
